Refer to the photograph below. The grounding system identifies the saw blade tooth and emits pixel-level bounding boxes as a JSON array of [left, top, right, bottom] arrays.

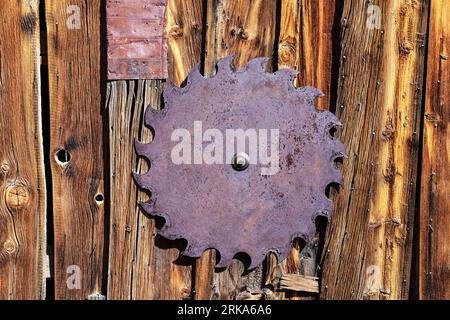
[[144, 104, 165, 127], [182, 244, 205, 258], [317, 197, 333, 215], [329, 169, 344, 186], [296, 86, 324, 105], [187, 63, 205, 84], [274, 68, 298, 84], [332, 140, 348, 158], [335, 174, 344, 186], [163, 80, 180, 95], [272, 243, 292, 265], [240, 247, 265, 270], [216, 252, 233, 268], [140, 200, 156, 214], [217, 55, 235, 74], [322, 113, 342, 129], [135, 138, 160, 162], [132, 171, 153, 190], [248, 253, 265, 270], [304, 220, 318, 241], [163, 78, 190, 96], [246, 57, 269, 73], [134, 139, 151, 158], [330, 150, 345, 163]]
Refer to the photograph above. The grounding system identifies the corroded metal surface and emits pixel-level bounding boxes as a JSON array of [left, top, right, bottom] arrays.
[[107, 0, 168, 79], [134, 57, 346, 269]]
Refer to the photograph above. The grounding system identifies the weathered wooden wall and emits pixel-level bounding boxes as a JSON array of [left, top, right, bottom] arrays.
[[321, 0, 428, 300], [45, 0, 105, 299], [0, 0, 449, 300], [0, 0, 46, 300]]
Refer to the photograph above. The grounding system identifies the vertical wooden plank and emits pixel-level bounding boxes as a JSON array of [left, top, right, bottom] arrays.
[[107, 0, 204, 299], [133, 80, 196, 300], [218, 0, 277, 69], [46, 0, 105, 299], [320, 0, 428, 299], [420, 0, 450, 300], [264, 0, 340, 300], [0, 0, 46, 300], [107, 80, 144, 300], [297, 0, 339, 111], [277, 0, 300, 72], [167, 0, 204, 86], [194, 0, 277, 300]]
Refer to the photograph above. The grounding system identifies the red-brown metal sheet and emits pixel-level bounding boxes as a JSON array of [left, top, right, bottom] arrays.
[[107, 0, 168, 80]]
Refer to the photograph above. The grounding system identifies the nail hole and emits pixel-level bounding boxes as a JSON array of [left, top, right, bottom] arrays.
[[95, 194, 104, 203], [55, 149, 71, 165]]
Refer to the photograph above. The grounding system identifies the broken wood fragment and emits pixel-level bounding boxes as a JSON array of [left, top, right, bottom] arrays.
[[279, 274, 320, 294]]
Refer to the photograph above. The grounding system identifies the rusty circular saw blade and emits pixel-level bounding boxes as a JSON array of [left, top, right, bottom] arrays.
[[134, 56, 346, 269]]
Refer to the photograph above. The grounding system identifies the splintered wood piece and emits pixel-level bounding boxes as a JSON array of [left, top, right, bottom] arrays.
[[279, 274, 320, 294], [107, 0, 168, 80]]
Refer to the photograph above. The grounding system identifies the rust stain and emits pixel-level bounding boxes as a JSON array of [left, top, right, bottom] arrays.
[[107, 0, 168, 79]]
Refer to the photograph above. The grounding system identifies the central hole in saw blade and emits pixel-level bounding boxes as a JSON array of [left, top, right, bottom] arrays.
[[232, 152, 250, 172]]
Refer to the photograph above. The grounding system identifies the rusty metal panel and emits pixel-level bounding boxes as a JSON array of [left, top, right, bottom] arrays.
[[134, 57, 346, 269], [107, 0, 168, 80]]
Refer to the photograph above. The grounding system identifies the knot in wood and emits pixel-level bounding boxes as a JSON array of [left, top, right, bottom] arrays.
[[168, 25, 184, 39], [5, 184, 30, 210], [3, 239, 16, 255], [400, 40, 414, 54], [180, 287, 191, 299], [237, 28, 249, 40], [279, 41, 297, 66], [1, 162, 10, 173]]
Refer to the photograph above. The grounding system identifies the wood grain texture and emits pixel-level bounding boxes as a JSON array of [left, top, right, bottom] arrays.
[[106, 0, 204, 299], [279, 274, 319, 293], [46, 0, 105, 299], [298, 0, 339, 110], [420, 0, 450, 300], [107, 80, 192, 300], [167, 0, 204, 86], [1, 0, 449, 301], [320, 0, 428, 300], [0, 0, 46, 300], [204, 0, 277, 70], [264, 0, 340, 300], [194, 0, 277, 300]]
